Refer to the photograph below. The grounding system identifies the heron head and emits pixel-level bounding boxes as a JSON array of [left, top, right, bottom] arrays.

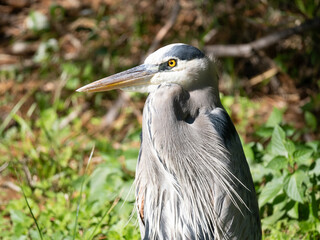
[[77, 43, 216, 93]]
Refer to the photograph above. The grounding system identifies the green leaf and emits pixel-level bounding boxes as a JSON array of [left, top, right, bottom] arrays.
[[255, 126, 273, 138], [284, 140, 296, 158], [10, 210, 28, 224], [270, 125, 288, 157], [88, 165, 122, 203], [284, 170, 307, 203], [266, 156, 287, 170], [310, 191, 319, 221], [12, 114, 33, 139], [123, 149, 139, 159], [261, 209, 285, 226], [266, 108, 284, 127], [250, 163, 273, 183], [65, 77, 80, 90], [58, 146, 72, 167], [125, 158, 137, 172], [295, 0, 306, 13], [62, 62, 81, 76], [243, 143, 254, 163], [259, 177, 284, 207], [26, 11, 49, 32], [293, 148, 313, 165], [107, 230, 121, 239], [120, 180, 135, 202], [298, 220, 318, 233], [287, 201, 299, 219], [306, 140, 320, 152], [309, 158, 320, 176], [29, 229, 42, 240], [304, 111, 317, 131], [38, 108, 58, 130]]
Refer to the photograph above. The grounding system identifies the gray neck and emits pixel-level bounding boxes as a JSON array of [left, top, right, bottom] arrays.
[[189, 86, 222, 111]]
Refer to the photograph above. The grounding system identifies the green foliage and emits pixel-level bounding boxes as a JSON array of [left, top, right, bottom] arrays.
[[3, 91, 319, 239], [246, 108, 320, 238], [0, 99, 140, 239]]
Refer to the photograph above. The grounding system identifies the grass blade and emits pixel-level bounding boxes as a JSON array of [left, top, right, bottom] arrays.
[[0, 88, 35, 135], [72, 145, 95, 240], [15, 169, 43, 240], [88, 195, 121, 240]]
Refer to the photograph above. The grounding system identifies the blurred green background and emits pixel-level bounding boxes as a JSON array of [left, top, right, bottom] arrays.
[[0, 0, 319, 239]]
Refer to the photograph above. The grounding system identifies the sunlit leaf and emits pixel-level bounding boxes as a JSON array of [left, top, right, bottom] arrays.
[[34, 39, 58, 62], [65, 77, 80, 90], [266, 108, 284, 127], [306, 141, 320, 152], [26, 11, 49, 32], [287, 201, 299, 219], [270, 125, 288, 157], [284, 170, 307, 203], [255, 126, 273, 138], [259, 177, 284, 207], [10, 210, 28, 224], [125, 159, 137, 172], [261, 210, 285, 226], [38, 108, 58, 130], [309, 158, 320, 176], [266, 156, 287, 170], [89, 165, 122, 203], [285, 140, 296, 158], [293, 148, 313, 166]]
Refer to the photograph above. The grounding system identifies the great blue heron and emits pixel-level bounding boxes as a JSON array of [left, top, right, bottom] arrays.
[[77, 43, 261, 239]]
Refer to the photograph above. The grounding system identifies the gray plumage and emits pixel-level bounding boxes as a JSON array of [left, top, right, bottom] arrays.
[[77, 43, 262, 240]]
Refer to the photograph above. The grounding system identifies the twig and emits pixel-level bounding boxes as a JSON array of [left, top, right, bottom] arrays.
[[204, 18, 320, 57], [54, 71, 68, 105], [21, 159, 34, 188], [203, 29, 218, 44], [100, 91, 130, 129], [142, 1, 181, 62], [0, 162, 9, 173], [249, 67, 278, 86], [1, 181, 21, 192]]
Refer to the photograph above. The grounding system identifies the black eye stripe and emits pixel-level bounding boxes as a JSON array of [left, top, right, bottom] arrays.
[[159, 59, 177, 71]]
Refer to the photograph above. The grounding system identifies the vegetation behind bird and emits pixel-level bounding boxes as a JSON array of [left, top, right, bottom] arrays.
[[0, 0, 319, 239]]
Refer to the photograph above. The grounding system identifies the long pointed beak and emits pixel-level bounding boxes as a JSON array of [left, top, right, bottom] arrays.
[[76, 64, 158, 92]]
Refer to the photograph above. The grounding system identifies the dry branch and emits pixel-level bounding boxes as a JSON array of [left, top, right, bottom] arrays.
[[1, 181, 21, 193], [249, 67, 278, 86], [0, 162, 9, 173], [100, 91, 130, 129], [204, 18, 320, 58], [21, 159, 34, 188]]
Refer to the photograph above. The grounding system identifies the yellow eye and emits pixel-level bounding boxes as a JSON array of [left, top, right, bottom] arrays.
[[168, 59, 177, 68]]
